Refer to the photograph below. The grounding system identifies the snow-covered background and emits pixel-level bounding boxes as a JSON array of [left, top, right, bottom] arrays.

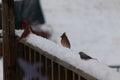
[[41, 0, 120, 66], [1, 0, 120, 79]]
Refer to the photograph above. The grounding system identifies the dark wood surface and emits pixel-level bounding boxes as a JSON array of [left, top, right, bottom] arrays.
[[2, 0, 17, 80]]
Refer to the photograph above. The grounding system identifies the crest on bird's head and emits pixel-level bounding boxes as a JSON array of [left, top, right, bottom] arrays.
[[61, 32, 66, 38]]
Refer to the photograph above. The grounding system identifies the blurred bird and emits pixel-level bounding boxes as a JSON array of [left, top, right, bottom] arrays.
[[61, 32, 71, 48], [19, 21, 51, 40], [79, 52, 93, 60], [19, 21, 32, 40]]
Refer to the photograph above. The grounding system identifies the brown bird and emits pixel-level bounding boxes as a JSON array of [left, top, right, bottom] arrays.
[[61, 32, 71, 48], [79, 52, 93, 60], [19, 21, 31, 40]]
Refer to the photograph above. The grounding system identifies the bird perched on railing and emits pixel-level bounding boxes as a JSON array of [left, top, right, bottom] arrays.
[[19, 21, 32, 40], [19, 21, 51, 40], [79, 52, 93, 60], [61, 32, 71, 48]]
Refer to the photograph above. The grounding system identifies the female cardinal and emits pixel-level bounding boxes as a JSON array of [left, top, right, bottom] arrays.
[[61, 32, 71, 48]]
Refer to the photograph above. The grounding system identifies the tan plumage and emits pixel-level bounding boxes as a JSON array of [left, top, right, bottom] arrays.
[[61, 32, 71, 48]]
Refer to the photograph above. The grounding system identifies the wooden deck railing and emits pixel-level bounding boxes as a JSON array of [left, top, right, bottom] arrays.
[[15, 39, 97, 80]]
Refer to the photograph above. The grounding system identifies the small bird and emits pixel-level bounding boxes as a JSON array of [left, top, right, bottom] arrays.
[[19, 21, 32, 40], [61, 32, 71, 48], [79, 52, 93, 60]]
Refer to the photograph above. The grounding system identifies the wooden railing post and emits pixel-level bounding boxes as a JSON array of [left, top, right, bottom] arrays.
[[2, 0, 16, 80]]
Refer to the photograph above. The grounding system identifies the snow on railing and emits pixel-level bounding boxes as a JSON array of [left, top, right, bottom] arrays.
[[17, 33, 120, 80]]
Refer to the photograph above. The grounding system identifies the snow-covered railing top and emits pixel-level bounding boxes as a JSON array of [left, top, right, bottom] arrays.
[[17, 32, 120, 80]]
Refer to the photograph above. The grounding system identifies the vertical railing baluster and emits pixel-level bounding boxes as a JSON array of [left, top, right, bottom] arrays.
[[16, 43, 25, 80], [46, 58, 52, 80], [29, 48, 31, 64], [74, 73, 78, 80], [60, 66, 65, 80], [24, 45, 29, 61], [51, 60, 54, 80], [67, 69, 73, 80], [65, 68, 67, 80], [72, 72, 75, 80], [32, 49, 36, 80], [45, 56, 47, 76], [38, 53, 42, 80], [23, 45, 25, 60], [24, 45, 26, 60], [41, 55, 46, 77], [58, 65, 60, 80], [34, 51, 41, 80], [53, 62, 58, 80], [30, 48, 36, 80], [78, 75, 81, 80]]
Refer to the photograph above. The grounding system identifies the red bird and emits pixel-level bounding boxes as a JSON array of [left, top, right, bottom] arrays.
[[19, 21, 51, 40], [19, 21, 32, 40]]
